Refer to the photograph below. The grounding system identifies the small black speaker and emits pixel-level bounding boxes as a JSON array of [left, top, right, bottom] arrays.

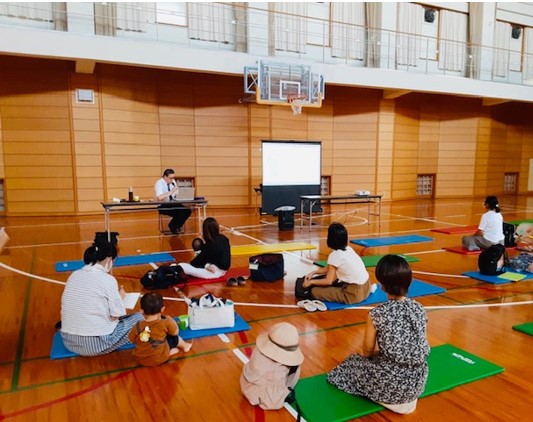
[[424, 9, 436, 23], [512, 26, 522, 39], [277, 210, 295, 231], [94, 231, 119, 245]]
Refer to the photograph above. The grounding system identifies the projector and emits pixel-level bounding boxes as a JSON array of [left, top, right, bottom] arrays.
[[355, 190, 371, 196]]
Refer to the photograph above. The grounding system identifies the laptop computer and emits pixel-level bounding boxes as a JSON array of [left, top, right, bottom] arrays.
[[174, 187, 195, 201]]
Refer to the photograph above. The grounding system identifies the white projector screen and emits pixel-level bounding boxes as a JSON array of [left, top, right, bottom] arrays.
[[262, 141, 321, 186]]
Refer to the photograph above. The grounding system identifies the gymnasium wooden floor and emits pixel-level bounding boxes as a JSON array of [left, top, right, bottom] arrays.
[[1, 197, 532, 421]]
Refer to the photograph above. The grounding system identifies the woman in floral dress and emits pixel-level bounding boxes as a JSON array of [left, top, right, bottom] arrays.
[[327, 255, 430, 414]]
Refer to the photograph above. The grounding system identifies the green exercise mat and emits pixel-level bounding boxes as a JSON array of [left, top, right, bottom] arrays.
[[508, 219, 533, 225], [512, 321, 533, 336], [314, 254, 420, 268], [293, 344, 504, 422]]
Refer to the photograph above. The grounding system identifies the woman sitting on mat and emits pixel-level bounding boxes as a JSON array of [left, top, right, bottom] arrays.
[[327, 255, 430, 414], [300, 222, 375, 304], [177, 217, 231, 279], [462, 195, 504, 251], [60, 241, 143, 356]]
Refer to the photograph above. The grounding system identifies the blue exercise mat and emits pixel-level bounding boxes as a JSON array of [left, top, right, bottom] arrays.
[[50, 313, 250, 359], [350, 235, 433, 247], [55, 252, 175, 272], [462, 270, 533, 285], [50, 332, 134, 359], [179, 313, 250, 341], [324, 279, 445, 311]]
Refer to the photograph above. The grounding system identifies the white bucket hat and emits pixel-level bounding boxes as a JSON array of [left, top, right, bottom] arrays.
[[256, 322, 304, 366]]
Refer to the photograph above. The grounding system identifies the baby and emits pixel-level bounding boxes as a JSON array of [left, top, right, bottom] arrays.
[[128, 292, 192, 366]]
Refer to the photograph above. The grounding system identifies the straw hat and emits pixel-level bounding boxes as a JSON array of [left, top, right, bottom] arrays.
[[256, 322, 304, 366]]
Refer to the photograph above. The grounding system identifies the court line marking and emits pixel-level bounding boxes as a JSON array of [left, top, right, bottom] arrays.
[[0, 370, 134, 419], [1, 255, 532, 313]]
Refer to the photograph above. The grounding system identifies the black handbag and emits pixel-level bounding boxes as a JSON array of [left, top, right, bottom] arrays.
[[294, 277, 311, 300], [249, 253, 284, 281], [140, 265, 188, 289]]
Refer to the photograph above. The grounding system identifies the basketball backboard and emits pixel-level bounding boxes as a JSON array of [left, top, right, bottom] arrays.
[[244, 60, 325, 113]]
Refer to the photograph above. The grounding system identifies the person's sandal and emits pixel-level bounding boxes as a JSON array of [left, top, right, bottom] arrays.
[[226, 277, 238, 287], [297, 300, 317, 312], [237, 276, 247, 286]]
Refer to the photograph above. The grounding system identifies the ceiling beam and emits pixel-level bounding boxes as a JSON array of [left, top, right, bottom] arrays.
[[382, 89, 411, 100], [482, 98, 510, 106], [75, 59, 95, 74]]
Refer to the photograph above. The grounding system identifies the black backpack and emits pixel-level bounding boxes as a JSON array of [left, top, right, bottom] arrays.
[[503, 222, 516, 247], [478, 244, 507, 275], [140, 265, 188, 289]]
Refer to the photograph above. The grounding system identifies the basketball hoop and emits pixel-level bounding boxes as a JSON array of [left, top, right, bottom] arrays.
[[287, 94, 306, 115]]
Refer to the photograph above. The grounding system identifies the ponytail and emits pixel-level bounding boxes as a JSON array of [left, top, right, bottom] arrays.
[[83, 241, 117, 265], [485, 196, 500, 213]]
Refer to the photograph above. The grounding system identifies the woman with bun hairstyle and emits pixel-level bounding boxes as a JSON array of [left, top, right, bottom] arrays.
[[462, 196, 504, 251], [60, 241, 143, 356]]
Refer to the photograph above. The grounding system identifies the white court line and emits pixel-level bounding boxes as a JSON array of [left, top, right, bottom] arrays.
[[232, 347, 249, 364], [413, 270, 469, 279], [407, 249, 447, 255], [0, 262, 66, 285], [218, 333, 230, 343]]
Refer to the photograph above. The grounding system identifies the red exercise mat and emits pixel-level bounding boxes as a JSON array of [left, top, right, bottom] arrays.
[[186, 266, 249, 286], [431, 225, 478, 234]]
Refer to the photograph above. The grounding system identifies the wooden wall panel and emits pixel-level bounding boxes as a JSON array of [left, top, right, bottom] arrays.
[[191, 74, 249, 206], [0, 57, 74, 215], [391, 96, 420, 200], [3, 56, 533, 216], [375, 99, 395, 198], [331, 88, 380, 195]]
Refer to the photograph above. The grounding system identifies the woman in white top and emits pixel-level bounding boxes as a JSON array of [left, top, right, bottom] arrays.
[[303, 222, 373, 304], [462, 196, 504, 251], [60, 241, 143, 356]]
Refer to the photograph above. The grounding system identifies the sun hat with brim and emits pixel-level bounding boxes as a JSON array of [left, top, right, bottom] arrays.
[[256, 322, 304, 366]]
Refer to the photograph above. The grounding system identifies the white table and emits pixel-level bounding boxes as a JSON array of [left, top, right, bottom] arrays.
[[300, 194, 383, 229]]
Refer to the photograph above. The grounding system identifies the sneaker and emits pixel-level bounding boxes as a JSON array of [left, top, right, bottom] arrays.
[[226, 277, 238, 287]]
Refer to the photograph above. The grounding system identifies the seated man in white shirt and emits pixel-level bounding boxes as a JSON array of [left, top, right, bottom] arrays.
[[154, 169, 192, 234]]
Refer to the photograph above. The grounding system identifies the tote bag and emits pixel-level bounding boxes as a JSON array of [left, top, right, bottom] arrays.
[[188, 293, 235, 330]]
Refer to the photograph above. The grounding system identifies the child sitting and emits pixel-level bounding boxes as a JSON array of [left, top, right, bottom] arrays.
[[240, 322, 304, 410], [128, 292, 192, 367]]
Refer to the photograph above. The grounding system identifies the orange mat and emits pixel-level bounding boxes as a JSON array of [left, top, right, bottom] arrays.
[[443, 246, 481, 255], [444, 245, 515, 255], [431, 225, 478, 234], [185, 266, 249, 286]]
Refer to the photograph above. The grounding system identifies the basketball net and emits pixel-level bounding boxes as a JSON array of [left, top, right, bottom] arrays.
[[287, 95, 305, 115]]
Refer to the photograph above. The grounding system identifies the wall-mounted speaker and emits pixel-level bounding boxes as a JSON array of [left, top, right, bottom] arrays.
[[424, 9, 436, 23], [512, 26, 522, 39]]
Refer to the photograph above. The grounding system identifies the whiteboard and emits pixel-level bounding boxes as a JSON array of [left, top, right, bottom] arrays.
[[262, 141, 321, 186]]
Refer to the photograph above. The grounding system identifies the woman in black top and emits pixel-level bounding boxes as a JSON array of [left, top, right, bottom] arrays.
[[178, 217, 231, 279]]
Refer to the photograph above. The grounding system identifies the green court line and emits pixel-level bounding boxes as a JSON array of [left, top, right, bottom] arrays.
[[1, 347, 228, 395], [508, 219, 533, 225], [10, 249, 36, 392]]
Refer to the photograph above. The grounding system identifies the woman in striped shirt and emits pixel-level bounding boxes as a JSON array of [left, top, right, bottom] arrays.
[[60, 241, 143, 356]]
